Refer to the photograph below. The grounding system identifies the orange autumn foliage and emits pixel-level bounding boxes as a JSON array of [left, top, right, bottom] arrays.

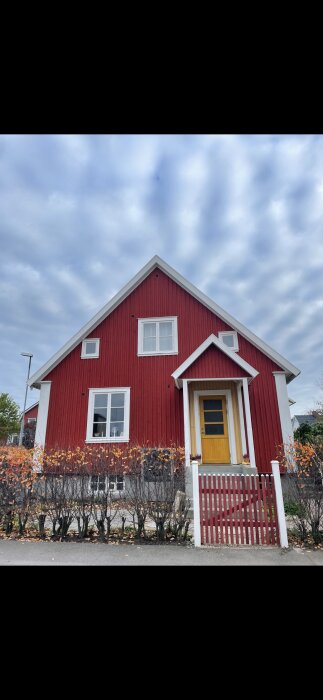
[[278, 439, 323, 479]]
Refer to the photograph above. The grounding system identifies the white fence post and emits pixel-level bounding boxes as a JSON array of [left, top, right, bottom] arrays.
[[271, 460, 289, 548], [192, 460, 201, 547]]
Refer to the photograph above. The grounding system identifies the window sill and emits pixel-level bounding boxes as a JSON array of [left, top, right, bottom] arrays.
[[85, 438, 130, 443], [137, 351, 178, 357]]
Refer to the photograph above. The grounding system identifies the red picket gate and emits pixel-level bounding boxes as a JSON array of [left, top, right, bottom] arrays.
[[199, 473, 280, 546]]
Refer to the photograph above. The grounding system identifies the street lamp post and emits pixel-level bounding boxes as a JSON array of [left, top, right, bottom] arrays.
[[18, 352, 33, 447]]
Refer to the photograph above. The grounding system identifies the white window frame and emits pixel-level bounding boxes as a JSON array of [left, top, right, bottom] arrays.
[[218, 331, 239, 352], [27, 417, 37, 425], [81, 338, 100, 359], [89, 474, 125, 493], [138, 317, 178, 356], [86, 387, 130, 443]]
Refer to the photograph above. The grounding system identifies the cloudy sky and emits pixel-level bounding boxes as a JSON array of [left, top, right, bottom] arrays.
[[1, 133, 323, 416]]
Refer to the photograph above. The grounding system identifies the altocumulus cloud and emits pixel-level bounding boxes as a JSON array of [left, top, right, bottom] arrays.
[[0, 134, 323, 415]]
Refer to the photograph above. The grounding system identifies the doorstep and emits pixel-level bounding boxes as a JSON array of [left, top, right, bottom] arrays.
[[198, 464, 257, 475]]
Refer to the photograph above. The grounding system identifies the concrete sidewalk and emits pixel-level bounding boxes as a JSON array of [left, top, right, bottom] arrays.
[[1, 540, 323, 565]]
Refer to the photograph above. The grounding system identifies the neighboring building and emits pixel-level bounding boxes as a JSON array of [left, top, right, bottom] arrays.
[[6, 401, 39, 445], [28, 255, 300, 476], [23, 401, 39, 427], [291, 414, 317, 432]]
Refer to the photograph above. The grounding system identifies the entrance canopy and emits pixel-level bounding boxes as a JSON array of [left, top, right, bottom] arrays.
[[171, 334, 259, 388]]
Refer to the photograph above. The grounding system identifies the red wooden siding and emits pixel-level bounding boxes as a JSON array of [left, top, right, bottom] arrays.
[[181, 344, 250, 379], [43, 267, 285, 470]]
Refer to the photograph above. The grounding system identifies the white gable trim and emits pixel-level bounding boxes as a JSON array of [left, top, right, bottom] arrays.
[[171, 334, 259, 388], [29, 255, 300, 388], [25, 400, 39, 413]]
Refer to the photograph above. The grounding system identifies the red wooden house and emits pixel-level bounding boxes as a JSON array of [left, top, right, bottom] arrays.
[[6, 401, 39, 445], [29, 256, 300, 474], [23, 401, 39, 427]]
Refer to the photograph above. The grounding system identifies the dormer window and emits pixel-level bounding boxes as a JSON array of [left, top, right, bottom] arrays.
[[81, 338, 100, 359], [138, 317, 178, 356], [218, 331, 239, 352]]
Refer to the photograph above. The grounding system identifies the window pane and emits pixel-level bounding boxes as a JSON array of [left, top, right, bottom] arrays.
[[91, 476, 98, 487], [204, 411, 223, 422], [110, 407, 124, 421], [117, 480, 124, 490], [110, 422, 124, 437], [205, 424, 224, 435], [143, 323, 157, 338], [159, 322, 172, 337], [94, 409, 107, 422], [143, 336, 156, 352], [109, 481, 115, 490], [94, 394, 108, 408], [159, 335, 173, 351], [85, 341, 97, 354], [92, 423, 107, 437], [203, 399, 222, 410], [111, 393, 125, 408], [222, 334, 234, 347]]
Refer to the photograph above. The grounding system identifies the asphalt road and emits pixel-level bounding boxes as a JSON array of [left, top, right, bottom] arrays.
[[1, 540, 323, 565]]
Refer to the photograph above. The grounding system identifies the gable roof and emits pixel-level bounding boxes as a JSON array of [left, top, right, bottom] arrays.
[[171, 334, 259, 388], [25, 401, 39, 413], [29, 255, 301, 388], [19, 400, 39, 420], [293, 414, 317, 426]]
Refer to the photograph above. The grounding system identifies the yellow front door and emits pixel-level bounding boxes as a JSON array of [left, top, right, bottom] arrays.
[[200, 396, 230, 464]]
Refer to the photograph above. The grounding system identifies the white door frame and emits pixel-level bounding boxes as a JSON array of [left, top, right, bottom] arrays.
[[194, 389, 237, 465]]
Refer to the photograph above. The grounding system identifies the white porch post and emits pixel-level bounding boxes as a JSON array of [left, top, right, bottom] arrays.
[[242, 378, 256, 468], [271, 460, 289, 548], [182, 379, 192, 499], [192, 460, 201, 547], [237, 381, 247, 456]]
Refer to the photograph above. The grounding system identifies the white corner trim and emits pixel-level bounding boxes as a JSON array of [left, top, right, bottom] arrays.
[[81, 338, 100, 359], [172, 334, 259, 387], [182, 380, 191, 467], [237, 381, 247, 456], [29, 255, 300, 388], [242, 378, 256, 468], [273, 372, 294, 449], [218, 330, 239, 351], [194, 389, 237, 465], [34, 381, 51, 449]]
